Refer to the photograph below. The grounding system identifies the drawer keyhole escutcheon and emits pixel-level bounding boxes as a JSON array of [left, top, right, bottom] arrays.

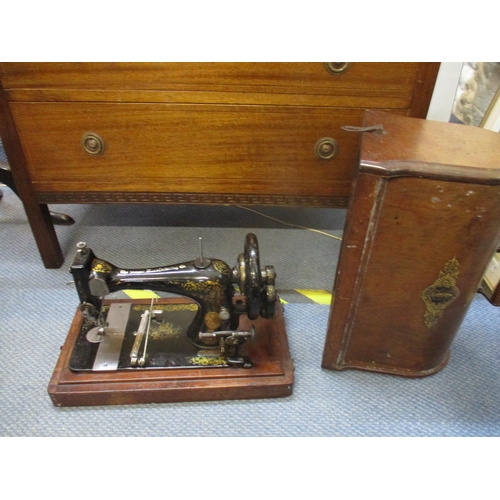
[[314, 137, 339, 160], [325, 62, 351, 75], [82, 133, 105, 155]]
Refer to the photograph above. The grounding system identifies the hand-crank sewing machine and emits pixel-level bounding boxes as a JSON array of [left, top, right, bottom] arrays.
[[48, 233, 294, 406], [70, 233, 276, 370]]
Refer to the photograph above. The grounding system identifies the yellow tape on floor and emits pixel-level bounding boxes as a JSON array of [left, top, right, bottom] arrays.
[[296, 289, 332, 305], [123, 290, 160, 299], [122, 290, 328, 304]]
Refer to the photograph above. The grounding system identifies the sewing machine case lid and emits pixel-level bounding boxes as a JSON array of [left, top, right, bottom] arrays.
[[359, 110, 500, 183], [322, 110, 500, 377]]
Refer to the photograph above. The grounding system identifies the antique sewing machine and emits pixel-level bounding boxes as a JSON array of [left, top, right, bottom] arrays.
[[69, 233, 276, 370], [48, 233, 294, 406]]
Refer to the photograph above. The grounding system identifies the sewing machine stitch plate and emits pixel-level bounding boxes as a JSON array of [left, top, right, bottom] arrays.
[[68, 301, 231, 371]]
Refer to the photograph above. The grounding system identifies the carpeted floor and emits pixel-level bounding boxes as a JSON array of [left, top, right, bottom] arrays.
[[0, 186, 499, 437]]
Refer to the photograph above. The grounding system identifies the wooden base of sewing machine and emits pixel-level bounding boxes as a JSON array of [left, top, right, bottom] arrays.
[[48, 297, 293, 406]]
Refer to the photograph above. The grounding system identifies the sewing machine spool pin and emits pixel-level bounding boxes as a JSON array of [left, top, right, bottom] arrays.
[[194, 237, 210, 269]]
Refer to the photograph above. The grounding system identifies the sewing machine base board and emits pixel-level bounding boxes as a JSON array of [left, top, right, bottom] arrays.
[[48, 297, 293, 406]]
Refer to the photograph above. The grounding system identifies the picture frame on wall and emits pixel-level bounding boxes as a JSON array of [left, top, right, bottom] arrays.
[[451, 62, 500, 130], [454, 63, 500, 304], [480, 85, 500, 132]]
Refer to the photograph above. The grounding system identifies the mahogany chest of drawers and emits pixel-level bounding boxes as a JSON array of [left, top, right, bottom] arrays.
[[0, 63, 439, 268]]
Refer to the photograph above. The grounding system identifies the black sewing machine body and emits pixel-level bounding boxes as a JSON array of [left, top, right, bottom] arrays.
[[68, 233, 276, 371]]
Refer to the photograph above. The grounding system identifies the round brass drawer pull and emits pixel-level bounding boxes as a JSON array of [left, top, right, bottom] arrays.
[[314, 137, 338, 160], [82, 133, 105, 155], [325, 62, 351, 75]]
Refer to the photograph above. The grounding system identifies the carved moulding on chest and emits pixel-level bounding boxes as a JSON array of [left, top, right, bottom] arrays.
[[36, 191, 347, 208]]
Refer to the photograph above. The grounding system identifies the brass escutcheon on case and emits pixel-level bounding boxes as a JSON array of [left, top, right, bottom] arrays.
[[421, 256, 460, 328]]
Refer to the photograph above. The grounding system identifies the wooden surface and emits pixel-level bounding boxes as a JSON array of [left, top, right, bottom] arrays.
[[0, 87, 63, 267], [0, 62, 433, 102], [359, 109, 500, 171], [48, 297, 294, 406], [11, 102, 369, 198], [322, 111, 500, 377], [0, 63, 440, 267]]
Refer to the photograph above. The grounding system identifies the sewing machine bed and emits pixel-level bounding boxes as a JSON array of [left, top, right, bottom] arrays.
[[48, 297, 293, 406], [69, 300, 226, 371]]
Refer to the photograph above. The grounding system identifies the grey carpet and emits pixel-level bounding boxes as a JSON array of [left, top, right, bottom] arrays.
[[1, 188, 499, 436]]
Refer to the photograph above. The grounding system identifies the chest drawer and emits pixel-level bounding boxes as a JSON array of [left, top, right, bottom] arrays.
[[11, 102, 376, 202], [1, 62, 419, 102]]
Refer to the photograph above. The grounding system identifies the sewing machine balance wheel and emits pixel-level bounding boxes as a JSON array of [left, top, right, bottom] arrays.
[[242, 233, 276, 320]]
